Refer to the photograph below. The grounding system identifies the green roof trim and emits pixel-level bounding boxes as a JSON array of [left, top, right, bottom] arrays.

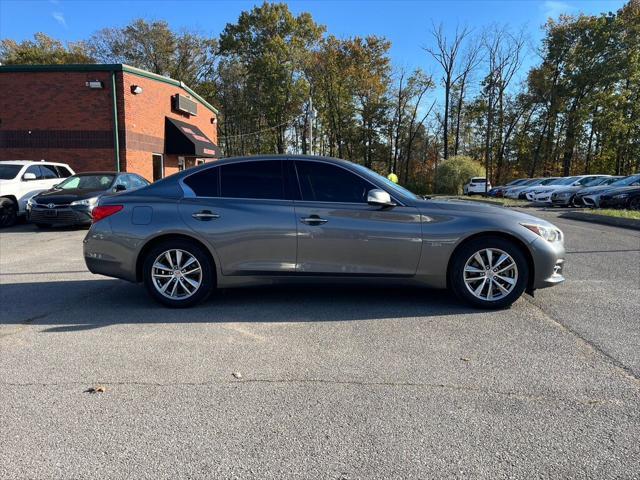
[[0, 63, 219, 115]]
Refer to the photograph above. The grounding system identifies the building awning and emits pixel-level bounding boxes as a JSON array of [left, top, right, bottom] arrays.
[[165, 117, 220, 158]]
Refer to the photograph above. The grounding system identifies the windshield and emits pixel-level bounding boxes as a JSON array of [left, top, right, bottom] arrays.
[[539, 178, 559, 185], [522, 178, 542, 186], [57, 174, 115, 190], [508, 179, 528, 186], [554, 176, 579, 185], [611, 174, 640, 186], [584, 177, 610, 186], [350, 164, 419, 200], [0, 164, 23, 180]]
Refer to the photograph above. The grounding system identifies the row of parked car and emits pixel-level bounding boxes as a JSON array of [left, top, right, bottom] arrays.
[[0, 160, 149, 228], [486, 174, 640, 209]]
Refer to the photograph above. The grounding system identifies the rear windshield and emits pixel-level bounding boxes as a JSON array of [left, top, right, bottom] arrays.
[[471, 178, 486, 183], [0, 164, 22, 180]]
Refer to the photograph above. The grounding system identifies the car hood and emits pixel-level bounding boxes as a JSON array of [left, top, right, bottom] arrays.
[[33, 188, 105, 205], [422, 199, 556, 227], [577, 184, 617, 195]]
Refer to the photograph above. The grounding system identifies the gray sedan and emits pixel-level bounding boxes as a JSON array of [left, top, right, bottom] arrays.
[[83, 155, 565, 309]]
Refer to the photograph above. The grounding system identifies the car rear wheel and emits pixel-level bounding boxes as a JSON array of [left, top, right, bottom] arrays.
[[450, 236, 529, 309], [629, 197, 640, 211], [0, 198, 18, 228], [142, 239, 214, 308]]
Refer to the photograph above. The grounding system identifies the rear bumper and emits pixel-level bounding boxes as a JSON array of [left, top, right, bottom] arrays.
[[83, 220, 137, 282]]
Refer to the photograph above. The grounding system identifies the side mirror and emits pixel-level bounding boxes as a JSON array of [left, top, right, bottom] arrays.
[[367, 189, 396, 208], [22, 172, 37, 181], [114, 184, 127, 192]]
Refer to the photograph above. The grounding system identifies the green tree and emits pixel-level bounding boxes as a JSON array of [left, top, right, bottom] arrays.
[[89, 19, 217, 86], [434, 155, 485, 194], [218, 2, 325, 154], [0, 33, 94, 64]]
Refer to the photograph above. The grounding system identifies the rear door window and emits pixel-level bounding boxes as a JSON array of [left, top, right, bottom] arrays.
[[183, 167, 220, 197], [220, 160, 285, 200], [55, 166, 73, 178]]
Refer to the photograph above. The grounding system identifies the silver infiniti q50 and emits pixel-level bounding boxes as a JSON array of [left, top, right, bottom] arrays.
[[83, 155, 565, 308]]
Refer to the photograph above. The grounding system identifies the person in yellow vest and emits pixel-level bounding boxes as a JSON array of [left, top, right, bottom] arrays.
[[387, 172, 398, 184]]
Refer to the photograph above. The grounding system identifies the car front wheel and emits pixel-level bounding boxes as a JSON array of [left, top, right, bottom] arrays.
[[0, 198, 18, 228], [450, 236, 529, 309], [142, 239, 214, 308]]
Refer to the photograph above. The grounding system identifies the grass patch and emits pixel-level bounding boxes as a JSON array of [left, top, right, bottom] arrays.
[[443, 195, 531, 207], [583, 209, 640, 220]]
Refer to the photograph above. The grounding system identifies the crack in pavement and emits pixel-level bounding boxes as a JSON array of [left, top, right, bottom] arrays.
[[525, 295, 640, 384], [0, 378, 628, 407]]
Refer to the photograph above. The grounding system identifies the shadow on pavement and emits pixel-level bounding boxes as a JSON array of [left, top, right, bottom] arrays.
[[0, 278, 482, 331]]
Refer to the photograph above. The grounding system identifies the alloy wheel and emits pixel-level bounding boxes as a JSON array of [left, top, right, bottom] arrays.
[[151, 249, 203, 300], [463, 248, 519, 301]]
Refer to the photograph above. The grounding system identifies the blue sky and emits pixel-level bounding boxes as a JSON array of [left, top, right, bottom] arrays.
[[0, 0, 626, 82]]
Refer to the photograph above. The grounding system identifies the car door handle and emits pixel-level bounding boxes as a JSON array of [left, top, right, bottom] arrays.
[[192, 210, 220, 221], [300, 215, 328, 225]]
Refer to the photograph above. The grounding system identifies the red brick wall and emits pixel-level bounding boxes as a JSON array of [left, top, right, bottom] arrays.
[[0, 68, 219, 180], [120, 72, 218, 180], [0, 70, 119, 173], [0, 71, 114, 130]]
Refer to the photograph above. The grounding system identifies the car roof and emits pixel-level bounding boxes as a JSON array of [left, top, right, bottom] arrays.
[[0, 160, 70, 166]]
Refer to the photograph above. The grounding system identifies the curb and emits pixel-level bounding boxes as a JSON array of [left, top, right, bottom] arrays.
[[559, 211, 640, 231]]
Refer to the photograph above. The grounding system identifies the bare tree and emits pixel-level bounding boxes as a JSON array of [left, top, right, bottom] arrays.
[[424, 23, 471, 160]]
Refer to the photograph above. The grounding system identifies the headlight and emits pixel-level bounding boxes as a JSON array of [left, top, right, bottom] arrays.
[[70, 196, 99, 209], [27, 198, 35, 209], [613, 193, 629, 199], [521, 223, 563, 243]]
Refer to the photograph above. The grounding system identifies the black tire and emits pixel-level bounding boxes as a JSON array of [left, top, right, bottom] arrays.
[[0, 197, 18, 228], [142, 239, 214, 308], [628, 197, 640, 211], [449, 236, 529, 309]]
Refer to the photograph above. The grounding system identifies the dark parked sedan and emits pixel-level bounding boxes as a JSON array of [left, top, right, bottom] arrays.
[[599, 185, 640, 209], [28, 172, 149, 227], [83, 155, 565, 310]]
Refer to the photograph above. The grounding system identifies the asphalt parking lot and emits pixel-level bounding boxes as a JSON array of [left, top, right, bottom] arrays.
[[1, 210, 639, 479]]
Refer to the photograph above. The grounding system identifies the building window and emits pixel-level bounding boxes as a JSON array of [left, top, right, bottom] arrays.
[[152, 154, 164, 181], [178, 157, 185, 171]]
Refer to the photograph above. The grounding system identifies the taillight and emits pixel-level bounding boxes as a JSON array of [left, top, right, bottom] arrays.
[[92, 205, 123, 223]]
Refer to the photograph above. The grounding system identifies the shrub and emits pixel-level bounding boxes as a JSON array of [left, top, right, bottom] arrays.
[[434, 155, 486, 195]]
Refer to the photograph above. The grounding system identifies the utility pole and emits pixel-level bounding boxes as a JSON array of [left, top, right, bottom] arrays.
[[308, 96, 316, 156]]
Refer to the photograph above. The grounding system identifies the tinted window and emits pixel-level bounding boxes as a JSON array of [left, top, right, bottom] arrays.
[[221, 160, 284, 199], [115, 175, 131, 189], [184, 167, 220, 197], [296, 161, 374, 203], [39, 164, 58, 179], [24, 165, 42, 179], [0, 164, 22, 180], [129, 175, 148, 189], [55, 166, 73, 178]]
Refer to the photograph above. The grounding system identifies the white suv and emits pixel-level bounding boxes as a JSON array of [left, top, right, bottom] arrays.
[[0, 160, 75, 227], [463, 177, 491, 195]]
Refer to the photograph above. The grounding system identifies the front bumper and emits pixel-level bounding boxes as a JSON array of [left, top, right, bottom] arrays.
[[599, 197, 627, 208], [551, 195, 572, 206], [29, 205, 92, 225], [529, 237, 565, 290]]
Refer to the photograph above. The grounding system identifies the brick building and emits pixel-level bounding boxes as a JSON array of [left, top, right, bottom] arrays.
[[0, 64, 220, 181]]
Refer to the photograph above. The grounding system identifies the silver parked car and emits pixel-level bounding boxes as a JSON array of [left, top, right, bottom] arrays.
[[83, 156, 565, 309]]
